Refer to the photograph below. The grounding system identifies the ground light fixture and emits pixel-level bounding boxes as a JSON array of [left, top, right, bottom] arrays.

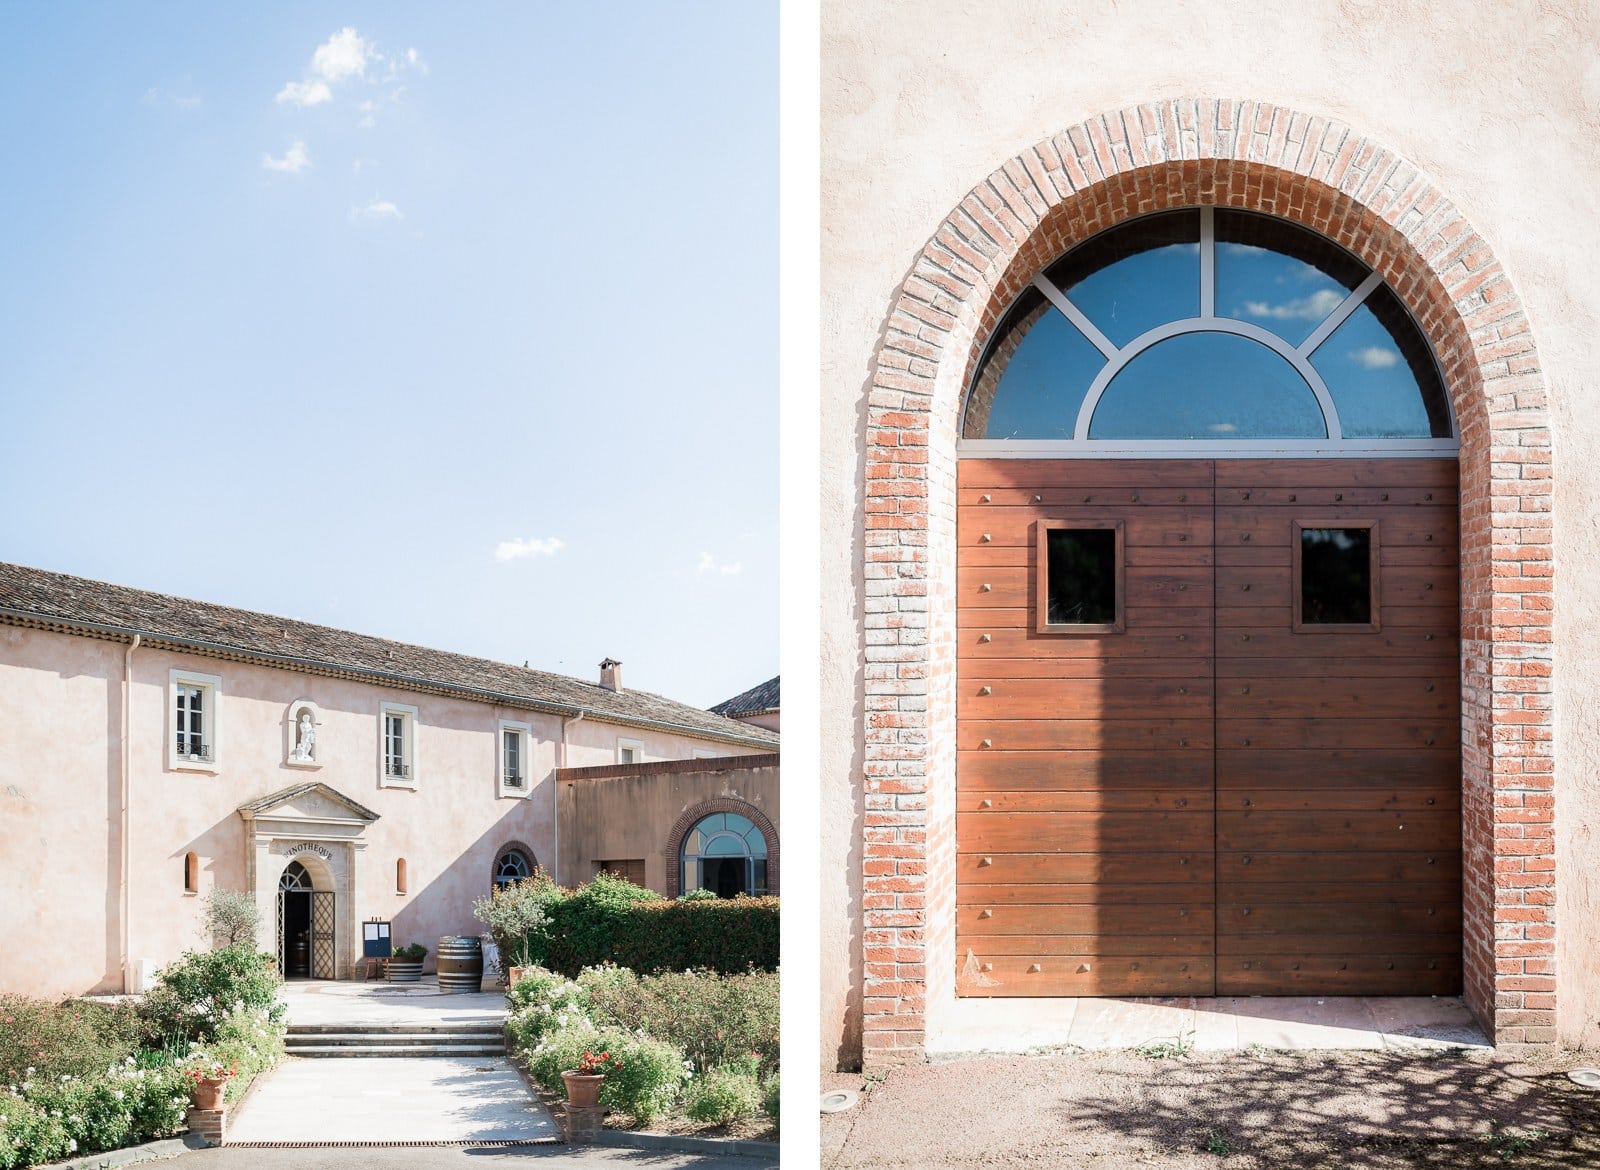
[[1566, 1069, 1600, 1089], [821, 1089, 860, 1113]]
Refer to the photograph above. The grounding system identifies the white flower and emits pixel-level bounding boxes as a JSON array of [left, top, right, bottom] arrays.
[[68, 1140, 77, 1152]]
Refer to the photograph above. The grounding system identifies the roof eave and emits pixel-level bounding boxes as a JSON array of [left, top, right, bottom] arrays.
[[0, 608, 779, 751]]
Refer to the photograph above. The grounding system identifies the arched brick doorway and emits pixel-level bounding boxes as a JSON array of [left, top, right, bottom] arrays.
[[857, 100, 1552, 1066]]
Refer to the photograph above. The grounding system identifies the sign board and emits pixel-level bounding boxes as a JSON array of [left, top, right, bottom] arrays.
[[362, 920, 392, 958]]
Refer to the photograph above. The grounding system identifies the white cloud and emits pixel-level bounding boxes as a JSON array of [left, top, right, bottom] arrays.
[[357, 100, 376, 129], [1208, 422, 1238, 433], [275, 28, 381, 109], [276, 79, 332, 107], [1351, 345, 1400, 369], [143, 86, 202, 109], [311, 28, 374, 84], [697, 553, 744, 577], [351, 199, 402, 221], [495, 537, 565, 562], [1240, 287, 1346, 322], [261, 140, 311, 174]]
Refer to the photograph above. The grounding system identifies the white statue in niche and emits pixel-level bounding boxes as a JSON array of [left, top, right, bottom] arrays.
[[290, 711, 318, 763]]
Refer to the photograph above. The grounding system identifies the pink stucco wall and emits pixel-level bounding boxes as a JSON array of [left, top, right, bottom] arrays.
[[0, 626, 756, 996]]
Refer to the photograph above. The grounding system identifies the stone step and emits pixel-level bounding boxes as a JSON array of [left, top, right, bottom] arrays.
[[287, 1035, 504, 1048], [287, 1043, 508, 1058], [288, 1023, 504, 1036]]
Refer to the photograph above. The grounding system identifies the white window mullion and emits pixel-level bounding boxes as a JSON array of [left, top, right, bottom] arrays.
[[1199, 205, 1215, 319], [1031, 275, 1120, 359], [1300, 270, 1384, 357]]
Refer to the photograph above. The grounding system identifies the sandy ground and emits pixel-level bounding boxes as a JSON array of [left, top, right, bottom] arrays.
[[822, 1047, 1600, 1168]]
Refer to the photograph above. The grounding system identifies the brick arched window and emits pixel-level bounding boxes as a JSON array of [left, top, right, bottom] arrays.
[[492, 841, 537, 890], [666, 798, 778, 898]]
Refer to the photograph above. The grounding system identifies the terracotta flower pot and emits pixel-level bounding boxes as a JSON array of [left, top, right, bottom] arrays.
[[561, 1071, 604, 1109], [191, 1077, 227, 1111]]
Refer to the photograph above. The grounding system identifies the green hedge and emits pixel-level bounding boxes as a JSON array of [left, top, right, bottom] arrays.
[[602, 897, 779, 975], [522, 874, 779, 975]]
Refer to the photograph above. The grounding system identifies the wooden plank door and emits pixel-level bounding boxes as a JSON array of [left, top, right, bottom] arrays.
[[1212, 459, 1462, 995], [956, 459, 1218, 996]]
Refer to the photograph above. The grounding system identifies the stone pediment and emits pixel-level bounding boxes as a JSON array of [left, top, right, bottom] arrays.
[[238, 782, 379, 827]]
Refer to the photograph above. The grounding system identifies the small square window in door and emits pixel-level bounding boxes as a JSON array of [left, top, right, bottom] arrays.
[[1036, 523, 1124, 634], [1295, 522, 1379, 631]]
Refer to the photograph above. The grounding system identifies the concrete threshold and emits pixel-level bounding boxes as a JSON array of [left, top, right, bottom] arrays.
[[929, 995, 1491, 1059]]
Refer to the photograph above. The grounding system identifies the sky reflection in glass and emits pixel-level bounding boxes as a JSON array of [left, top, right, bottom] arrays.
[[1061, 242, 1199, 348], [1217, 244, 1348, 347], [1089, 332, 1324, 440], [1311, 303, 1434, 437], [965, 210, 1452, 444], [968, 293, 1103, 439]]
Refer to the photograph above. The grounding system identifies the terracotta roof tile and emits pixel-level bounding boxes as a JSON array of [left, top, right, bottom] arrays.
[[711, 675, 780, 718], [0, 562, 778, 750]]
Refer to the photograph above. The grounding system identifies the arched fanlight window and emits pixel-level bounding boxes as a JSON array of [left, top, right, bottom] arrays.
[[279, 861, 312, 892], [493, 847, 533, 889], [680, 812, 769, 899], [963, 208, 1456, 453]]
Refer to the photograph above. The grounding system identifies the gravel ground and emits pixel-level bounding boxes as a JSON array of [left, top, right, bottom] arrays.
[[822, 1047, 1600, 1168]]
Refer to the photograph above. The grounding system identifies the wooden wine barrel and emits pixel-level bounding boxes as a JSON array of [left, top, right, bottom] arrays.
[[437, 935, 483, 993]]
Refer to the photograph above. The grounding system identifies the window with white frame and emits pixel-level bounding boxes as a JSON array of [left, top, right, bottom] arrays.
[[498, 720, 532, 798], [168, 669, 221, 771], [617, 737, 644, 765], [379, 703, 418, 788]]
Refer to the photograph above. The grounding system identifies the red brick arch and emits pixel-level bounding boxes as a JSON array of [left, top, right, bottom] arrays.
[[665, 797, 779, 898], [858, 99, 1552, 1066]]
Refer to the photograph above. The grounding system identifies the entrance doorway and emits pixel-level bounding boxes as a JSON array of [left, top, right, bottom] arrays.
[[955, 457, 1461, 997], [276, 861, 334, 980]]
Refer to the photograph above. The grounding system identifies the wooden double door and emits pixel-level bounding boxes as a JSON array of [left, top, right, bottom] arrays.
[[956, 458, 1461, 997]]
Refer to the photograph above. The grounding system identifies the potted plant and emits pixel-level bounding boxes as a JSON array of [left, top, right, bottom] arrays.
[[472, 874, 555, 987], [183, 1059, 239, 1111], [386, 942, 427, 982], [561, 1049, 622, 1109]]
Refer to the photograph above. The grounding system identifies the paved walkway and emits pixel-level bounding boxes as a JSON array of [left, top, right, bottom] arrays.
[[931, 994, 1490, 1056], [185, 1146, 777, 1169], [230, 978, 559, 1144]]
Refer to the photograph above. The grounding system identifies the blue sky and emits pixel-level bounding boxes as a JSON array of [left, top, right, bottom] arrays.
[[0, 3, 776, 708]]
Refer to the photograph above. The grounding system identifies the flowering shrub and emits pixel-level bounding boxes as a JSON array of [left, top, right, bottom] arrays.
[[0, 1093, 69, 1170], [184, 1010, 286, 1105], [578, 965, 778, 1074], [683, 1055, 763, 1125], [523, 1024, 686, 1125], [0, 997, 142, 1084], [504, 970, 591, 1055], [139, 946, 283, 1045], [0, 1061, 189, 1168], [762, 1071, 779, 1134]]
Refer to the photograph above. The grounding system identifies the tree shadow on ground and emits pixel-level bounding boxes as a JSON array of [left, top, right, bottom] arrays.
[[1056, 1047, 1600, 1168]]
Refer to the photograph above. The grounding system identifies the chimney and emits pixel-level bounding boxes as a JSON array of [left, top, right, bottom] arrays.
[[599, 657, 623, 693]]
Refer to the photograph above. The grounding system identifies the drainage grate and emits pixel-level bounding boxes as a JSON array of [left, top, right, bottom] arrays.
[[227, 1139, 562, 1148]]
